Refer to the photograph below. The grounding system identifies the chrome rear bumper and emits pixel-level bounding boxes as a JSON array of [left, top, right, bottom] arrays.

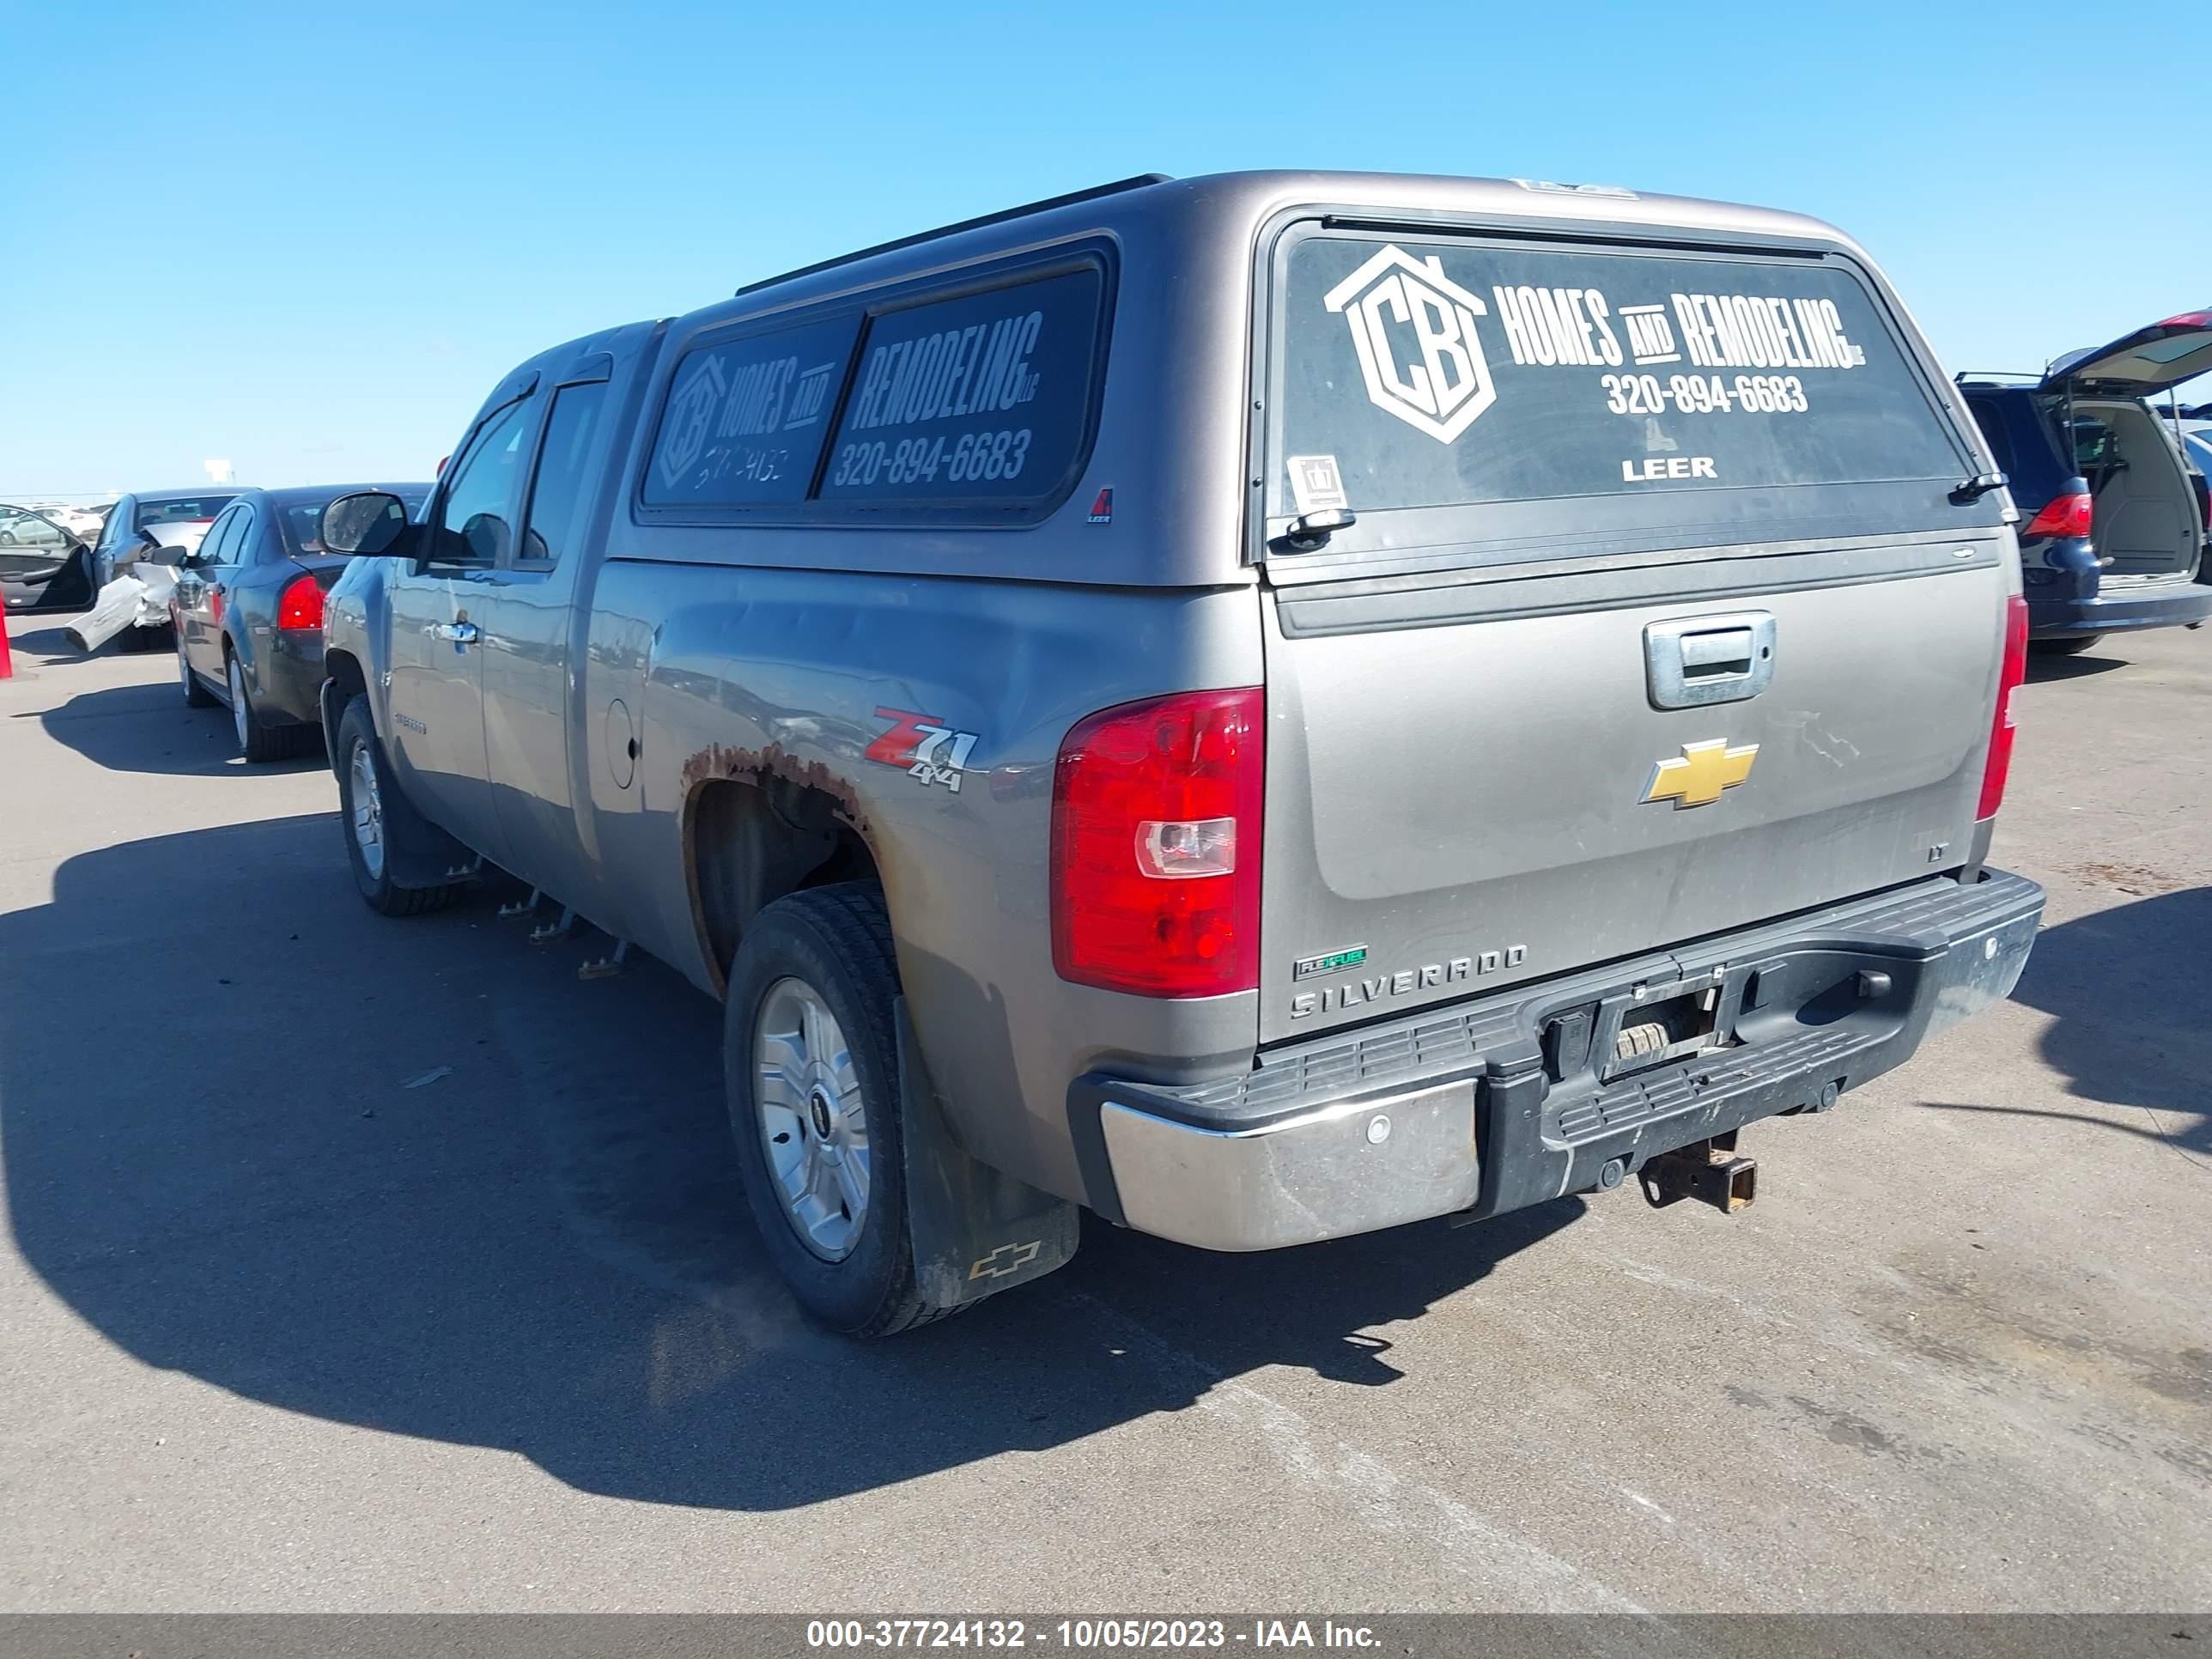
[[1082, 869, 2043, 1252]]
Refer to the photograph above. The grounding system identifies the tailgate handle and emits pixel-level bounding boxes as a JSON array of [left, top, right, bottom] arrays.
[[1677, 628, 1754, 674], [1645, 612, 1776, 709]]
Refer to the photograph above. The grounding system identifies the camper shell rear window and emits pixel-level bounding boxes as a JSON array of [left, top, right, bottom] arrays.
[[1267, 228, 1990, 564]]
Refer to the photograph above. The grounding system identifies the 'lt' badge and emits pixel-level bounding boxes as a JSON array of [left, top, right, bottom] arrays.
[[1645, 739, 1759, 808]]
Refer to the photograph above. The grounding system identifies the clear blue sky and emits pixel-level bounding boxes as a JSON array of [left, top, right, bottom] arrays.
[[3, 0, 2202, 498]]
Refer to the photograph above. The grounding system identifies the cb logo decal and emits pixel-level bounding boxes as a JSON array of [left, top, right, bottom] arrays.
[[1324, 245, 1497, 445]]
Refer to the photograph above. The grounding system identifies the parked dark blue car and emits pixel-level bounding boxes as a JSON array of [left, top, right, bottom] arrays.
[[1958, 310, 2212, 650], [169, 483, 432, 761]]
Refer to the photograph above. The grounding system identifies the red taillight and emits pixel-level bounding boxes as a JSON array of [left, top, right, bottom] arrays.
[[2022, 490, 2092, 541], [276, 574, 325, 630], [1050, 688, 1263, 997], [1977, 595, 2029, 821]]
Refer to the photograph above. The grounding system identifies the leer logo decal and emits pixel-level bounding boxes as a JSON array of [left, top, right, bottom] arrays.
[[1324, 245, 1498, 444], [866, 707, 979, 793], [1644, 739, 1759, 809]]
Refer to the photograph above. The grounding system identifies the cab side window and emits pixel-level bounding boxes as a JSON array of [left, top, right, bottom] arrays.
[[1966, 399, 2015, 477], [198, 507, 242, 566], [96, 500, 132, 555], [0, 507, 68, 550], [518, 381, 611, 567], [213, 507, 255, 566], [435, 399, 534, 564]]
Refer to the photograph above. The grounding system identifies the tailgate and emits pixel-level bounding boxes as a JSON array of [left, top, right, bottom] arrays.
[[1260, 553, 2005, 1041], [1255, 224, 2009, 1042]]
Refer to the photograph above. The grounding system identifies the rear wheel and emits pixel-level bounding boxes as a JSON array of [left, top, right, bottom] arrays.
[[333, 695, 465, 917], [724, 883, 949, 1338], [2034, 633, 2103, 655], [177, 631, 215, 707], [227, 653, 291, 763]]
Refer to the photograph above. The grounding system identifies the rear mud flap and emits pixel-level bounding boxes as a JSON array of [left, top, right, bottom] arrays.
[[897, 1000, 1079, 1310]]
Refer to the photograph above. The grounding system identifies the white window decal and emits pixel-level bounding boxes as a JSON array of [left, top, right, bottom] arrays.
[[657, 356, 724, 487], [1285, 453, 1348, 515], [1322, 246, 1498, 445]]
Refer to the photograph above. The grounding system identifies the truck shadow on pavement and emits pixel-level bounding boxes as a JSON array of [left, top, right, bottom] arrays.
[[25, 681, 325, 775], [2022, 649, 2130, 684], [1921, 885, 2211, 1159], [0, 817, 1581, 1511]]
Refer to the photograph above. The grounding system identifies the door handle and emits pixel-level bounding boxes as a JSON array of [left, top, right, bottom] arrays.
[[1676, 628, 1754, 673], [432, 621, 480, 645], [1644, 613, 1776, 709]]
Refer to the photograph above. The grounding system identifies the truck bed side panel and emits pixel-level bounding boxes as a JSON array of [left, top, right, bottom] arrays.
[[586, 562, 1263, 1203]]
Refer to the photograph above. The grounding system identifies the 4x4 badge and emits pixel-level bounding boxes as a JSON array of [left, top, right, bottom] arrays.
[[1645, 739, 1759, 809], [866, 708, 979, 793]]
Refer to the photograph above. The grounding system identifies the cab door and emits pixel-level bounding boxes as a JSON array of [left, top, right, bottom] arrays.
[[471, 361, 617, 908], [90, 497, 135, 589], [384, 391, 538, 863], [0, 506, 93, 614], [176, 503, 246, 678]]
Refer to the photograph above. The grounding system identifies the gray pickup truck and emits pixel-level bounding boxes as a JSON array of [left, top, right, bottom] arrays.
[[319, 170, 2045, 1335]]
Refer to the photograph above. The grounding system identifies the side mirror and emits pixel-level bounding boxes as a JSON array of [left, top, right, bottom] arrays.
[[321, 490, 417, 557], [146, 544, 192, 567]]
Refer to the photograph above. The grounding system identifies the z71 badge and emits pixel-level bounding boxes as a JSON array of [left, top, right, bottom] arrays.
[[866, 707, 979, 793]]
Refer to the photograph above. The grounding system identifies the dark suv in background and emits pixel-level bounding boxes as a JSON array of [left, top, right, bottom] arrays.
[[1959, 310, 2212, 651]]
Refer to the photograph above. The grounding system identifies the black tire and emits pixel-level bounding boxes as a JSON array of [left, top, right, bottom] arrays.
[[2033, 634, 2103, 656], [226, 650, 292, 763], [177, 632, 216, 707], [115, 624, 151, 653], [333, 695, 465, 917], [723, 883, 951, 1338]]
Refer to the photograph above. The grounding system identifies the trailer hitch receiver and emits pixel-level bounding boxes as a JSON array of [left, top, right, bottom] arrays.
[[1639, 1130, 1758, 1213]]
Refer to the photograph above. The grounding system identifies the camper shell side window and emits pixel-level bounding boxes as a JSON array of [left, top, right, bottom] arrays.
[[635, 247, 1115, 530]]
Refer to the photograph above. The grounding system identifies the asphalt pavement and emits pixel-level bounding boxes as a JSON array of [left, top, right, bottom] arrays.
[[1, 614, 2207, 1613]]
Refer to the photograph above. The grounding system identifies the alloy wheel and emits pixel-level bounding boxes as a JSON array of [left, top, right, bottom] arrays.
[[349, 739, 386, 880], [752, 976, 871, 1261], [228, 659, 250, 751]]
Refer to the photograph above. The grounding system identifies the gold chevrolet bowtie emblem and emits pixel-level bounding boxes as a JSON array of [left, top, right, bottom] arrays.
[[1644, 738, 1759, 808]]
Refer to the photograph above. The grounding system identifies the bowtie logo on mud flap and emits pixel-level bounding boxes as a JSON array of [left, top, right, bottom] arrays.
[[968, 1240, 1043, 1280]]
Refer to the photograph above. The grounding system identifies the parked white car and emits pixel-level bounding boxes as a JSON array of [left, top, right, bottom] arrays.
[[21, 502, 111, 543]]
